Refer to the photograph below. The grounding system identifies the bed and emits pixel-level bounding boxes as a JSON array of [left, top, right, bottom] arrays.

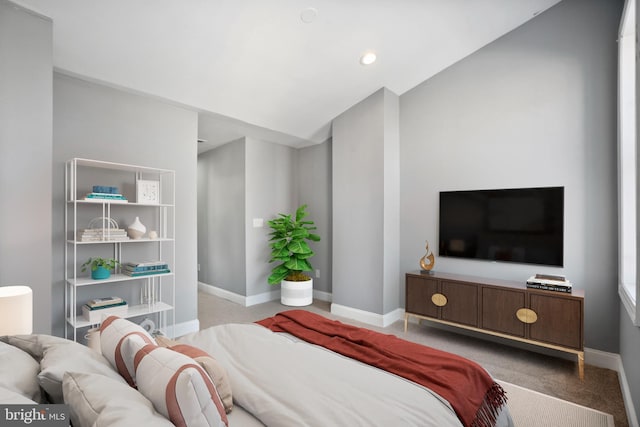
[[0, 311, 514, 427]]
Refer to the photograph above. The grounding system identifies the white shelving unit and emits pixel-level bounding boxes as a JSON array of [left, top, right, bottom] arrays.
[[64, 158, 175, 341]]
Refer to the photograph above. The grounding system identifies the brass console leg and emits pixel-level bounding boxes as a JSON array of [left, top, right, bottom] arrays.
[[404, 314, 408, 333], [578, 352, 585, 380]]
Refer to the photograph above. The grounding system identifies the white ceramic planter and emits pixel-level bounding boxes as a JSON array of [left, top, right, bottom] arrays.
[[281, 278, 313, 306]]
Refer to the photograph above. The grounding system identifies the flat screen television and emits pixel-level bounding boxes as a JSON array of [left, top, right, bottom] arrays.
[[439, 186, 564, 266]]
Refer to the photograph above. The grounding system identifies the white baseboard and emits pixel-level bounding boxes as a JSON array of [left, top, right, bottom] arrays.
[[198, 281, 279, 306], [616, 355, 639, 427], [330, 303, 404, 328], [584, 347, 620, 371], [198, 281, 333, 306], [313, 289, 332, 302]]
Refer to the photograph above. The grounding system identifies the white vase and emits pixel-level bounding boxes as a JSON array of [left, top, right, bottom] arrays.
[[127, 216, 146, 239], [280, 278, 313, 306]]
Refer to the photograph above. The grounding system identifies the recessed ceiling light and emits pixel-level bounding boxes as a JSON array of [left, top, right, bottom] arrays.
[[300, 7, 318, 23], [360, 51, 377, 66]]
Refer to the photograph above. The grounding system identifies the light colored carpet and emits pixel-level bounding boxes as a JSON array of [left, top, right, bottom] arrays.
[[499, 380, 614, 427]]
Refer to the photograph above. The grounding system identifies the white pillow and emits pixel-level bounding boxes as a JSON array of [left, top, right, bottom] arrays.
[[100, 316, 156, 386], [1, 334, 124, 403], [0, 341, 41, 402], [134, 344, 228, 427], [0, 386, 38, 404], [63, 371, 173, 427]]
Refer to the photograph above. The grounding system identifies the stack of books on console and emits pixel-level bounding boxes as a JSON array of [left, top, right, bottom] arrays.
[[526, 274, 572, 293], [83, 185, 128, 203], [78, 228, 129, 242], [122, 261, 170, 277], [82, 296, 128, 322]]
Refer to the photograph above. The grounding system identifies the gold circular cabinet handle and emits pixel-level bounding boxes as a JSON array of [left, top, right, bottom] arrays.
[[431, 293, 448, 307], [516, 308, 538, 324]]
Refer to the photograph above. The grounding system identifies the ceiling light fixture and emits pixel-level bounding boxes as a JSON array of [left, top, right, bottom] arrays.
[[360, 51, 377, 66], [300, 7, 318, 24]]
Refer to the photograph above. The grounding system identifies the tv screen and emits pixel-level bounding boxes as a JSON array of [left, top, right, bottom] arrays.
[[439, 187, 564, 266]]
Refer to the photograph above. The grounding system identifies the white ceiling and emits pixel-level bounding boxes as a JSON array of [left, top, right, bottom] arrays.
[[13, 0, 562, 152]]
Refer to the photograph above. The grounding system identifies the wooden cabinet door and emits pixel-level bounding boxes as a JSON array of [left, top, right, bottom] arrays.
[[528, 293, 583, 350], [406, 276, 439, 318], [481, 287, 526, 337], [441, 280, 478, 326]]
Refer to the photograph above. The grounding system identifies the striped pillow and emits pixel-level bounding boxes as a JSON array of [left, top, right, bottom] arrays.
[[134, 345, 228, 427], [155, 335, 233, 414], [99, 316, 156, 386]]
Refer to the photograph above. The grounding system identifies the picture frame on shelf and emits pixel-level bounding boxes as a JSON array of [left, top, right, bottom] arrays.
[[136, 179, 160, 204]]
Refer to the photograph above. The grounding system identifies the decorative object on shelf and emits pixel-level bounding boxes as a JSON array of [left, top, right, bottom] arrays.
[[137, 179, 160, 204], [525, 274, 573, 293], [419, 240, 435, 274], [267, 204, 321, 306], [80, 217, 129, 242], [139, 317, 156, 333], [88, 216, 118, 229], [0, 285, 32, 335], [84, 185, 128, 203], [122, 260, 170, 277], [127, 216, 146, 239], [148, 230, 158, 239], [81, 257, 120, 280]]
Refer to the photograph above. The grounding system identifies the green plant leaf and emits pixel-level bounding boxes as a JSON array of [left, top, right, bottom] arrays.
[[270, 239, 288, 249], [284, 258, 312, 271], [295, 204, 308, 222], [307, 233, 321, 242], [296, 250, 315, 260], [290, 227, 309, 239], [268, 269, 289, 285], [288, 240, 311, 254]]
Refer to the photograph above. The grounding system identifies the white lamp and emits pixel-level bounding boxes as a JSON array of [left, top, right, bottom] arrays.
[[0, 285, 33, 335]]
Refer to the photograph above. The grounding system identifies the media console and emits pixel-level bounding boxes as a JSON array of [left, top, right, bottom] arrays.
[[404, 271, 585, 379]]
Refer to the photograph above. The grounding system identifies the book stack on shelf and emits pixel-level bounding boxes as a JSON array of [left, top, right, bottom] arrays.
[[82, 296, 128, 322], [83, 185, 128, 203], [122, 261, 171, 277], [526, 274, 572, 293], [78, 228, 129, 242]]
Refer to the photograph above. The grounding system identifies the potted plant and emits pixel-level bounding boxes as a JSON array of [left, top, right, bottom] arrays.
[[81, 257, 119, 280], [268, 204, 320, 306]]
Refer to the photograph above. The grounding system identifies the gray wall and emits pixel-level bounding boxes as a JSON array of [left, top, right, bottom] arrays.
[[0, 1, 52, 334], [620, 313, 640, 420], [617, 0, 640, 420], [245, 137, 296, 297], [52, 73, 199, 336], [399, 0, 622, 352], [197, 137, 300, 299], [197, 137, 333, 299], [296, 140, 332, 295], [197, 139, 246, 295], [332, 88, 400, 314]]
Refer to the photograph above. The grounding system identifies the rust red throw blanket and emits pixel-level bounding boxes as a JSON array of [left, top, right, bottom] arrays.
[[257, 310, 506, 427]]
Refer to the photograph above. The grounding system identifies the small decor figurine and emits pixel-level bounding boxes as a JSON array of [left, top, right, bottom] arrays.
[[127, 216, 146, 239], [420, 240, 435, 274]]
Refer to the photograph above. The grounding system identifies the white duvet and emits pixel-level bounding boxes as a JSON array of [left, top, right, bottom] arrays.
[[178, 323, 514, 427]]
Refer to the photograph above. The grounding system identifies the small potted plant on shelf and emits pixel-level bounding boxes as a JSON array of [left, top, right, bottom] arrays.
[[81, 257, 119, 280], [267, 204, 320, 306]]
